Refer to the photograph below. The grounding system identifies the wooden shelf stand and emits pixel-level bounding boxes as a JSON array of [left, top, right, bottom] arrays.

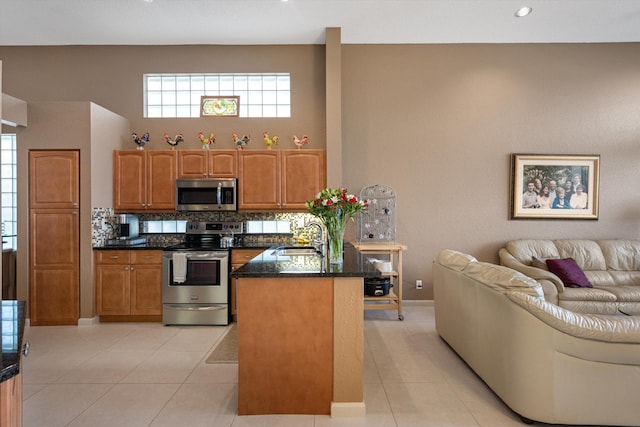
[[352, 242, 407, 321]]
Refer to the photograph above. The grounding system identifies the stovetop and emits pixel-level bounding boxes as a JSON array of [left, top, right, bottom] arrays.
[[164, 221, 243, 252]]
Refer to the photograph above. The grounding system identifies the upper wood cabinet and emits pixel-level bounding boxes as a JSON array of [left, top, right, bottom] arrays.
[[29, 150, 79, 209], [113, 150, 177, 212], [177, 149, 237, 178], [238, 149, 326, 211], [238, 150, 281, 210], [281, 150, 326, 208]]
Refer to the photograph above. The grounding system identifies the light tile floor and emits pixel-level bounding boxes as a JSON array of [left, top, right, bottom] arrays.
[[22, 302, 538, 427]]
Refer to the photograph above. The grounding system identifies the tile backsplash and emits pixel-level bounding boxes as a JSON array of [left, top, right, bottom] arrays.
[[91, 208, 322, 247]]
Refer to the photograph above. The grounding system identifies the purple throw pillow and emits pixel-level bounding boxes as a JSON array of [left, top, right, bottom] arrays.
[[546, 258, 593, 288]]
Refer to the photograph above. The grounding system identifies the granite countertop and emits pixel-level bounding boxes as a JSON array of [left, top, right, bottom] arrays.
[[231, 242, 382, 278], [1, 301, 26, 383], [93, 240, 295, 251]]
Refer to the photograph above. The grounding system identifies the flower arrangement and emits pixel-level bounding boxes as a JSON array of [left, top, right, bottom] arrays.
[[306, 188, 368, 264]]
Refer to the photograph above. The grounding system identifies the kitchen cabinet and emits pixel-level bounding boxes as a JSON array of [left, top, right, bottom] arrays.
[[238, 149, 325, 210], [29, 150, 79, 209], [0, 373, 22, 427], [113, 150, 177, 212], [230, 248, 264, 320], [94, 250, 162, 320], [29, 150, 80, 326], [177, 149, 237, 178], [352, 242, 407, 321]]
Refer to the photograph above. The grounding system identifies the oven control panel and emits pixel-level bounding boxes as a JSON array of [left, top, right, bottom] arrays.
[[186, 221, 243, 235]]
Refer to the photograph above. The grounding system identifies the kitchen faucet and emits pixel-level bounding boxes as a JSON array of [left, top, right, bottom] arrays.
[[305, 221, 325, 254]]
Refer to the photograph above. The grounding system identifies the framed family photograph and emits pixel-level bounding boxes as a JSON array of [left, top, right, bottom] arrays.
[[200, 96, 239, 117], [511, 154, 600, 220]]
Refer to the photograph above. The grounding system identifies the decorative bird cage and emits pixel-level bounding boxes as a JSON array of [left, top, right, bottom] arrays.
[[357, 184, 396, 244]]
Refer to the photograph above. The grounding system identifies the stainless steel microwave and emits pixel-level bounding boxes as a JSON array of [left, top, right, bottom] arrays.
[[176, 178, 237, 211]]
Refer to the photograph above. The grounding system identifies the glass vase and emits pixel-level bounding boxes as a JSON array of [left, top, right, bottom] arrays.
[[327, 225, 345, 265]]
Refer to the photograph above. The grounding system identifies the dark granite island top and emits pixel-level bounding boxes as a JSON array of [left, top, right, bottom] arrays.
[[231, 242, 381, 278], [1, 301, 26, 383]]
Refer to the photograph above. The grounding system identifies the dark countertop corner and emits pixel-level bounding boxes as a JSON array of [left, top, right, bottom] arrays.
[[231, 242, 382, 278], [1, 300, 26, 383]]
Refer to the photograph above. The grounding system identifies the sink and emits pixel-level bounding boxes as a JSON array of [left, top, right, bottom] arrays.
[[271, 246, 323, 257]]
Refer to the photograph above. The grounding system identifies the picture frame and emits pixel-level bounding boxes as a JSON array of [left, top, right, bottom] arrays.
[[200, 96, 239, 117], [511, 154, 600, 220]]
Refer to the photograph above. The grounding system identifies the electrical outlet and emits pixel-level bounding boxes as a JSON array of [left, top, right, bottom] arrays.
[[416, 279, 423, 290]]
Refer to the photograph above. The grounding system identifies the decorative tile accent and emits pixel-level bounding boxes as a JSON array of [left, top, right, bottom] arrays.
[[92, 209, 323, 247]]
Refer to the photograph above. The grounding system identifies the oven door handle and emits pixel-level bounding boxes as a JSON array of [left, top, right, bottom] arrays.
[[164, 304, 226, 311]]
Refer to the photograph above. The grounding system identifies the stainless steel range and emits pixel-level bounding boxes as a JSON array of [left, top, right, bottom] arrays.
[[162, 221, 242, 325]]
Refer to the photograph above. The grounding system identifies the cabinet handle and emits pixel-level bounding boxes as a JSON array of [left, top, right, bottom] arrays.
[[109, 256, 120, 259], [125, 266, 129, 271], [22, 341, 30, 357], [131, 267, 134, 271]]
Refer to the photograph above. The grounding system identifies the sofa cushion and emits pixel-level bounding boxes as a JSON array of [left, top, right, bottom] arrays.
[[532, 256, 555, 270], [558, 287, 617, 302], [553, 240, 607, 271], [598, 240, 640, 271], [463, 261, 544, 298], [546, 258, 593, 288], [505, 240, 560, 265]]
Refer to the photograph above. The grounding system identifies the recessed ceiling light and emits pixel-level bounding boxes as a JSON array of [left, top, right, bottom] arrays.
[[515, 7, 532, 17]]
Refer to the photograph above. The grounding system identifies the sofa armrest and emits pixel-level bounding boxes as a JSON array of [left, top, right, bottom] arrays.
[[498, 248, 565, 293]]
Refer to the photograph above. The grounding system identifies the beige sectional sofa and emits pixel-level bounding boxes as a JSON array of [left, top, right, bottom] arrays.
[[433, 249, 640, 426], [499, 239, 640, 315]]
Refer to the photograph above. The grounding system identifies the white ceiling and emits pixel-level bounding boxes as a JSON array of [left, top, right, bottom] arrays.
[[1, 0, 640, 46]]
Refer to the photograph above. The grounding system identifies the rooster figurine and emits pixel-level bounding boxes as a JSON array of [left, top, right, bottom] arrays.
[[292, 134, 309, 149], [233, 132, 251, 150], [262, 131, 279, 150], [198, 132, 215, 150], [132, 132, 150, 150], [163, 133, 184, 150]]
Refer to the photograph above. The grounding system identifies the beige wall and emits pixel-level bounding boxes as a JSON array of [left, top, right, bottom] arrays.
[[342, 43, 640, 299], [16, 102, 129, 318], [2, 43, 640, 302], [0, 45, 326, 150]]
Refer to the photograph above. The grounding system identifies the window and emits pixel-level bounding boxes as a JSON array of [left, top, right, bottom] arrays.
[[144, 73, 291, 118], [0, 134, 17, 250]]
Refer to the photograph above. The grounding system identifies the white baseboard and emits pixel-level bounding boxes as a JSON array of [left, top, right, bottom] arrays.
[[78, 317, 99, 326], [403, 299, 434, 306], [331, 401, 366, 418]]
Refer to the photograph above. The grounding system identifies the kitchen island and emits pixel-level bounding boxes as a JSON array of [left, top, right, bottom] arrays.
[[231, 243, 378, 417]]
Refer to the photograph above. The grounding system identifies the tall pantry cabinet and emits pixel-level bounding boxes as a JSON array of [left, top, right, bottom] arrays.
[[29, 150, 80, 325]]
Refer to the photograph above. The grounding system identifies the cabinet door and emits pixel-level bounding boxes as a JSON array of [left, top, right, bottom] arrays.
[[281, 150, 326, 209], [146, 150, 177, 210], [29, 150, 79, 209], [178, 150, 208, 178], [30, 209, 79, 325], [0, 373, 22, 427], [130, 264, 162, 315], [238, 151, 281, 209], [113, 151, 146, 211], [230, 248, 265, 319], [210, 150, 238, 177], [95, 264, 130, 315]]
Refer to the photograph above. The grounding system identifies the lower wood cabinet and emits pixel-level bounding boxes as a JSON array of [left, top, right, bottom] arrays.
[[230, 248, 265, 320], [95, 250, 162, 319], [0, 373, 22, 427]]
